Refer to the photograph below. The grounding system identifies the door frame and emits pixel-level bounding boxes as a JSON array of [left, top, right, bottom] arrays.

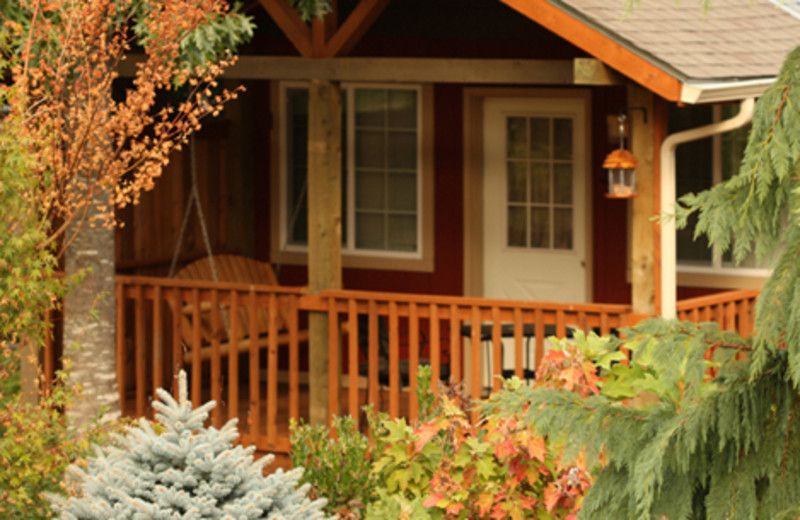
[[462, 87, 593, 300]]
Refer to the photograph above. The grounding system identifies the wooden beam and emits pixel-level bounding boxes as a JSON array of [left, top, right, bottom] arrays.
[[312, 0, 338, 57], [258, 0, 313, 57], [306, 79, 342, 425], [574, 58, 624, 86], [220, 56, 574, 83], [324, 0, 392, 57], [629, 84, 657, 315], [499, 0, 683, 101]]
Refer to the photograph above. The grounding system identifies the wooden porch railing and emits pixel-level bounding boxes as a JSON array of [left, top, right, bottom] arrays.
[[676, 289, 759, 337], [113, 275, 634, 452], [38, 277, 763, 454]]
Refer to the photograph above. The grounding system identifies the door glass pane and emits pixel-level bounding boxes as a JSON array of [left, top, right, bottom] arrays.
[[356, 171, 385, 210], [553, 118, 573, 160], [553, 208, 573, 250], [507, 117, 527, 158], [388, 90, 417, 128], [387, 131, 417, 170], [355, 89, 387, 127], [553, 163, 572, 205], [529, 118, 550, 160], [388, 173, 416, 211], [507, 206, 527, 247], [507, 161, 526, 203], [388, 215, 417, 251], [530, 163, 549, 204], [530, 207, 549, 248], [355, 212, 385, 249], [355, 130, 385, 169]]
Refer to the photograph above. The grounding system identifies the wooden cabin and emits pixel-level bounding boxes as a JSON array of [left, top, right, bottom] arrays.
[[104, 0, 796, 454]]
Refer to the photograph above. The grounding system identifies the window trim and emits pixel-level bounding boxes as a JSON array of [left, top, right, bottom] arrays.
[[270, 81, 435, 272], [675, 104, 772, 286]]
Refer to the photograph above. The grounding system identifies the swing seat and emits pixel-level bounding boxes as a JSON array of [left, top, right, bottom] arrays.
[[174, 254, 309, 363]]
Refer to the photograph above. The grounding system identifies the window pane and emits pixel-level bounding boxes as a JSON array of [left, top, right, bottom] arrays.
[[553, 163, 572, 205], [355, 89, 386, 127], [529, 118, 550, 160], [507, 206, 527, 247], [553, 118, 572, 160], [507, 161, 526, 203], [530, 163, 549, 204], [355, 212, 385, 249], [530, 207, 549, 248], [387, 131, 417, 170], [388, 90, 417, 128], [388, 173, 416, 211], [356, 171, 385, 211], [355, 130, 386, 169], [553, 208, 573, 250], [507, 117, 527, 159], [388, 215, 417, 251]]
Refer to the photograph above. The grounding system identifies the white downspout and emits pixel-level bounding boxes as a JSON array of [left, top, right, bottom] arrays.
[[660, 97, 755, 319]]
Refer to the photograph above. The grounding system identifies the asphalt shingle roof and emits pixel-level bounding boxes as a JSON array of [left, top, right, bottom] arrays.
[[553, 0, 800, 81]]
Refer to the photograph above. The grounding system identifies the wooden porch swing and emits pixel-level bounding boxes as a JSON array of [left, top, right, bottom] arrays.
[[167, 135, 308, 364]]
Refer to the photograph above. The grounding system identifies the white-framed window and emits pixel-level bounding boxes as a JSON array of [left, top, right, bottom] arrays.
[[279, 82, 426, 261], [673, 103, 772, 278]]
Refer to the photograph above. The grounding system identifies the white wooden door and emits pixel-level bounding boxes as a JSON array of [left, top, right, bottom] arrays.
[[482, 96, 588, 303]]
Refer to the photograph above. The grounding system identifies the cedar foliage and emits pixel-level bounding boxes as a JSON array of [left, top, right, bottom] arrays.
[[490, 47, 800, 519]]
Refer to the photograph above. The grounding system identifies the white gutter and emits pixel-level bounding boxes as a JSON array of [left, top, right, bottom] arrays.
[[680, 78, 774, 104], [659, 97, 755, 319]]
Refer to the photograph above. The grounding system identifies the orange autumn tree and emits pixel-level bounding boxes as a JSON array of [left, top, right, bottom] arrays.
[[0, 0, 255, 424]]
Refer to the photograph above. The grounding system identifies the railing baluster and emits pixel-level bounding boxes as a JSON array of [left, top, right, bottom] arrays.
[[450, 304, 461, 382], [368, 300, 379, 409], [229, 290, 240, 424], [328, 296, 340, 422], [740, 298, 752, 337], [513, 307, 523, 379], [600, 312, 610, 336], [535, 308, 544, 369], [171, 288, 182, 399], [116, 282, 126, 413], [430, 304, 440, 395], [556, 309, 566, 338], [191, 288, 202, 406], [491, 307, 502, 393], [210, 289, 221, 428], [135, 285, 146, 417], [267, 293, 278, 446], [153, 286, 163, 402], [409, 302, 419, 421], [288, 295, 299, 423], [725, 301, 736, 332], [347, 298, 359, 424], [248, 289, 259, 440], [470, 306, 481, 421], [389, 301, 400, 419]]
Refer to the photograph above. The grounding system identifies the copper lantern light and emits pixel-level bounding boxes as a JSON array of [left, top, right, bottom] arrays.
[[603, 112, 640, 199]]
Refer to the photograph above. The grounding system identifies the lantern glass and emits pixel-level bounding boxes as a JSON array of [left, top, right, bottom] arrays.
[[606, 167, 636, 198]]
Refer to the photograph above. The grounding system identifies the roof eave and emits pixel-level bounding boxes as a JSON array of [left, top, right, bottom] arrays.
[[679, 78, 776, 104]]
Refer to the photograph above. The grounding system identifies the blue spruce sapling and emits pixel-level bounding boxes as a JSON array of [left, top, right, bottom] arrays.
[[51, 371, 330, 519]]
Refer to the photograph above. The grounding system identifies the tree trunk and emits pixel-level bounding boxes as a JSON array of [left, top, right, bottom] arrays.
[[63, 193, 120, 426]]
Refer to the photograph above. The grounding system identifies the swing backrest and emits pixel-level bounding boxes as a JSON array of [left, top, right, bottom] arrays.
[[174, 255, 287, 344]]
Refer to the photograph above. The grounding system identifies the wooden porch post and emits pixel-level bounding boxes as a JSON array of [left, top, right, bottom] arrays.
[[628, 84, 658, 315], [307, 79, 342, 426]]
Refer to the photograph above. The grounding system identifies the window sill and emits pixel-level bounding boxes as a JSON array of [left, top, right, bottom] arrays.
[[270, 249, 435, 273]]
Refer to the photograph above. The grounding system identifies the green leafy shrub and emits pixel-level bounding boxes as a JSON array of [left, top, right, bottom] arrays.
[[51, 371, 330, 519], [290, 413, 376, 518], [292, 365, 594, 519], [0, 366, 118, 520]]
